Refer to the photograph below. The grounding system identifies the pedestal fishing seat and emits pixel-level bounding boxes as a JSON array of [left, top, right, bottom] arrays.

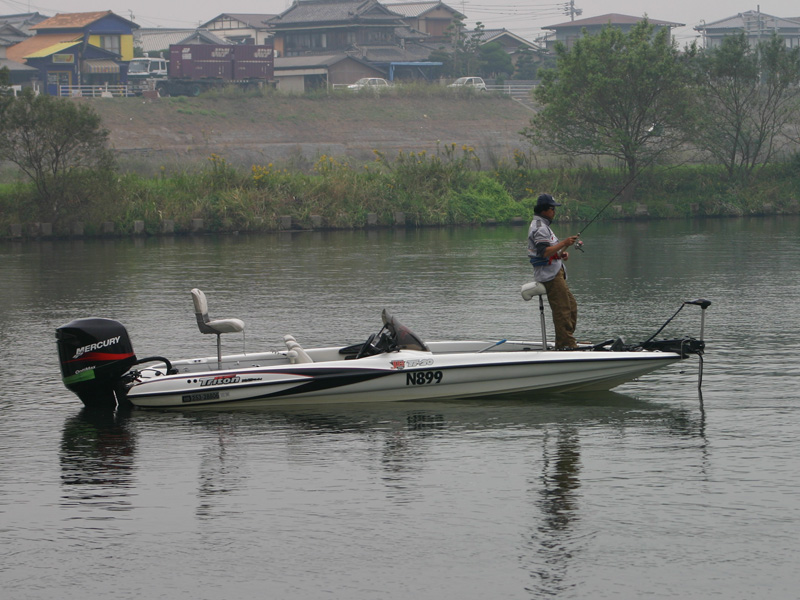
[[521, 281, 549, 350], [190, 288, 245, 368]]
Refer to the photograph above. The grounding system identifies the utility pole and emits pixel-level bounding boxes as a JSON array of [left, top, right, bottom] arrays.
[[565, 1, 582, 22]]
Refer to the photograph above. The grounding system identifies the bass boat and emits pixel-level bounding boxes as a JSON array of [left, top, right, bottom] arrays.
[[56, 285, 710, 409]]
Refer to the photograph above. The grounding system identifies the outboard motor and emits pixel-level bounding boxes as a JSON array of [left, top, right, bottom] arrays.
[[56, 318, 137, 409]]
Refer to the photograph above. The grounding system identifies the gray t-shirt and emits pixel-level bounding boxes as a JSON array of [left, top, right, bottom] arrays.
[[527, 215, 565, 283]]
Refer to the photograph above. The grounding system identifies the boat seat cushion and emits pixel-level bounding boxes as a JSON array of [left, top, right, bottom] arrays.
[[284, 335, 313, 364]]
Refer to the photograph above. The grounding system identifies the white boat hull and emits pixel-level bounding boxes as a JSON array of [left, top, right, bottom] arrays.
[[57, 304, 707, 410], [125, 347, 682, 408]]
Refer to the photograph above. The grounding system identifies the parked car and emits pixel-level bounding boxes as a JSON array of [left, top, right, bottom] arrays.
[[347, 77, 391, 90], [448, 76, 487, 90]]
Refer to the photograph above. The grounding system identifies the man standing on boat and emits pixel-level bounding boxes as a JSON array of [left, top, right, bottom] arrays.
[[527, 194, 580, 349]]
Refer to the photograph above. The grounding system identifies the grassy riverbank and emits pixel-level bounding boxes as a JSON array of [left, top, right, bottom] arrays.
[[1, 91, 799, 238], [2, 148, 799, 238]]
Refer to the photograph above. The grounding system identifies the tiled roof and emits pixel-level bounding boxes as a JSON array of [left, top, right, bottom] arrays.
[[31, 11, 113, 30], [0, 24, 28, 47], [476, 28, 537, 48], [544, 13, 684, 30], [176, 30, 231, 45], [0, 12, 49, 35], [6, 32, 81, 62], [382, 2, 460, 18], [360, 40, 436, 62], [135, 28, 197, 53], [275, 53, 353, 68], [274, 0, 403, 25], [201, 14, 278, 29], [0, 57, 37, 71]]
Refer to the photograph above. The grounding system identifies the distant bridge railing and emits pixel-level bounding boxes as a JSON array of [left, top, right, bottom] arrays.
[[485, 83, 537, 97], [58, 85, 135, 98]]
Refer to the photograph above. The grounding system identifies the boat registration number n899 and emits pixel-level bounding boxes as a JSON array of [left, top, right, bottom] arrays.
[[406, 370, 443, 386]]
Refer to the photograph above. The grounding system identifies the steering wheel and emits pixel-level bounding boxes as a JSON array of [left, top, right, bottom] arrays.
[[355, 333, 377, 359]]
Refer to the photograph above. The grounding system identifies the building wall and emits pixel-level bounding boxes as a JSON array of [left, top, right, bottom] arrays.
[[328, 61, 382, 85], [204, 18, 272, 45], [87, 34, 134, 61], [276, 74, 306, 92], [703, 31, 800, 49]]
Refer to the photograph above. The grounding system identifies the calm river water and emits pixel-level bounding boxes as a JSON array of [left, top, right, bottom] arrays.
[[1, 217, 799, 599]]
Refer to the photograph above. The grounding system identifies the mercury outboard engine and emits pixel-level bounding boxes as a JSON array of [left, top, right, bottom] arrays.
[[56, 318, 137, 409]]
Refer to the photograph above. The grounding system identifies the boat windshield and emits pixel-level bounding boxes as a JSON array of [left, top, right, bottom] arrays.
[[381, 309, 429, 352]]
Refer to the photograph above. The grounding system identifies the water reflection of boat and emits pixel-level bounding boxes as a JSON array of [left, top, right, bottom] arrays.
[[59, 407, 136, 511], [55, 288, 709, 410]]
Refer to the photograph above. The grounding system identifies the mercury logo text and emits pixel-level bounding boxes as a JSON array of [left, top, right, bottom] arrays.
[[73, 336, 121, 359]]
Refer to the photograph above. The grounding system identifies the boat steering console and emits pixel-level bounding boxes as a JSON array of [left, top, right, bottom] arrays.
[[343, 309, 430, 359]]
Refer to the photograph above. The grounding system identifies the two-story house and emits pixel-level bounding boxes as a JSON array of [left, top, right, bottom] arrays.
[[541, 13, 684, 51], [269, 0, 409, 58], [696, 10, 800, 49], [382, 1, 461, 42], [7, 11, 138, 95]]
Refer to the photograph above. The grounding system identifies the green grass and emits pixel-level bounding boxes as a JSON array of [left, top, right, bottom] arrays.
[[2, 148, 798, 237]]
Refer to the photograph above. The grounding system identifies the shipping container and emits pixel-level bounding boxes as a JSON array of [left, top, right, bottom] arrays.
[[145, 43, 274, 96]]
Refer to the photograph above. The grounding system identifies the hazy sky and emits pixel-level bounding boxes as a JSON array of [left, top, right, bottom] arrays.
[[3, 0, 798, 45]]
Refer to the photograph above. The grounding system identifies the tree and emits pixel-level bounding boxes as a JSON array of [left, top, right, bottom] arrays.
[[0, 89, 115, 220], [691, 32, 800, 180], [512, 47, 538, 80], [522, 20, 694, 182], [0, 66, 11, 93], [478, 42, 513, 78], [429, 18, 486, 77]]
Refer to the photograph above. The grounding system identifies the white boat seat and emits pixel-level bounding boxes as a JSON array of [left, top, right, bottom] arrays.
[[284, 335, 313, 364], [521, 281, 549, 349], [521, 281, 547, 301], [190, 288, 245, 367]]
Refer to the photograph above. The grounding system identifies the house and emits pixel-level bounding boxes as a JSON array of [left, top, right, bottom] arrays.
[[274, 53, 385, 92], [0, 12, 49, 35], [0, 13, 48, 85], [540, 13, 684, 51], [267, 0, 443, 80], [6, 11, 138, 95], [474, 28, 541, 68], [200, 13, 277, 45], [695, 10, 800, 48], [268, 0, 408, 58], [382, 1, 461, 41]]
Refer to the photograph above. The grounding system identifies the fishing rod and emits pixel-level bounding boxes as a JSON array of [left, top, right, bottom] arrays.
[[571, 153, 660, 252], [577, 167, 643, 236]]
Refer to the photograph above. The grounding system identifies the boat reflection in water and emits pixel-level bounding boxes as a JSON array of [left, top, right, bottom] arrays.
[[57, 391, 706, 594], [59, 407, 137, 513]]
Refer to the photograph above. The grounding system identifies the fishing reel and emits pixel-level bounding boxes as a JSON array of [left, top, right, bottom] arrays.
[[574, 239, 584, 252]]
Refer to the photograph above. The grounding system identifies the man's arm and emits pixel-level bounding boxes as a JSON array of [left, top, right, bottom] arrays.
[[542, 235, 579, 258]]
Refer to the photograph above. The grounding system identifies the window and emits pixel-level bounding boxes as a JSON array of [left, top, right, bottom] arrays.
[[98, 35, 121, 55], [285, 32, 327, 52]]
